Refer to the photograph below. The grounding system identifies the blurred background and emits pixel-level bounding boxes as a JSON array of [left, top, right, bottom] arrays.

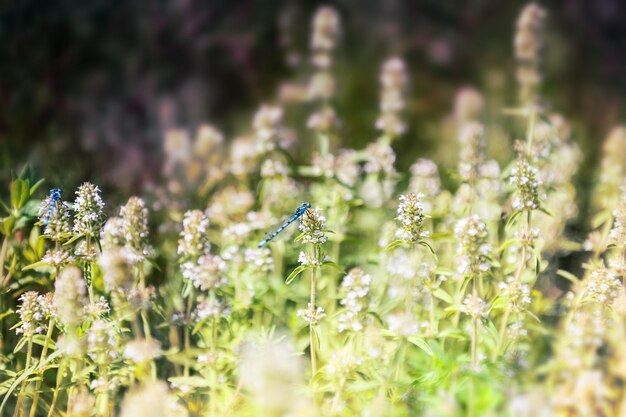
[[1, 0, 625, 199]]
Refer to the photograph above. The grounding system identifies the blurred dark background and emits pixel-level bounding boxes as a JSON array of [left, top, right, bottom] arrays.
[[1, 0, 625, 196]]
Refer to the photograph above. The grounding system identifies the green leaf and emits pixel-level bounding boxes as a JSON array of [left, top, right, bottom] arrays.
[[505, 210, 523, 231], [10, 179, 29, 210], [321, 261, 345, 274], [418, 241, 437, 260], [557, 269, 579, 284], [537, 206, 552, 217], [384, 239, 404, 252], [0, 349, 62, 414], [408, 337, 434, 357], [29, 179, 45, 196], [285, 264, 311, 285], [432, 288, 453, 304], [168, 376, 210, 388], [498, 238, 520, 253]]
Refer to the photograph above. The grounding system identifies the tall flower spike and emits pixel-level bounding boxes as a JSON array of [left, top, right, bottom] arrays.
[[454, 214, 491, 276], [119, 196, 152, 264], [54, 266, 87, 329], [178, 210, 210, 258], [298, 206, 328, 245], [38, 194, 71, 241], [458, 122, 486, 183], [510, 157, 542, 211], [73, 182, 105, 238], [514, 3, 547, 102], [376, 57, 408, 137], [395, 193, 430, 244], [15, 291, 54, 336]]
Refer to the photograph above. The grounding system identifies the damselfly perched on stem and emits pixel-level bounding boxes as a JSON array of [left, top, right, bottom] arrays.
[[258, 202, 312, 247], [43, 188, 63, 226]]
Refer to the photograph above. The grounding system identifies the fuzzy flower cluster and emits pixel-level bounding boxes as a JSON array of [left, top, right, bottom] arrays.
[[454, 215, 491, 276], [510, 157, 542, 211], [363, 141, 396, 175], [243, 247, 273, 273], [42, 247, 75, 268], [119, 197, 152, 263], [73, 182, 105, 237], [254, 105, 283, 153], [195, 295, 230, 320], [608, 192, 626, 247], [119, 381, 187, 417], [460, 293, 490, 319], [499, 276, 532, 312], [99, 247, 133, 293], [454, 87, 484, 123], [87, 319, 120, 365], [310, 6, 340, 67], [238, 337, 304, 414], [395, 193, 430, 244], [458, 122, 486, 182], [337, 268, 372, 332], [54, 266, 87, 329], [298, 206, 328, 245], [15, 291, 54, 335], [38, 194, 71, 241], [297, 303, 326, 325], [178, 210, 210, 258], [409, 158, 441, 196], [260, 159, 289, 179], [376, 57, 408, 137], [386, 311, 420, 336], [582, 266, 622, 306], [514, 3, 546, 96], [183, 254, 227, 292]]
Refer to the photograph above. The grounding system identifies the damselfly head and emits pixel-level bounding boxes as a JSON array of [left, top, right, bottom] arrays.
[[49, 188, 62, 199], [295, 202, 312, 216]]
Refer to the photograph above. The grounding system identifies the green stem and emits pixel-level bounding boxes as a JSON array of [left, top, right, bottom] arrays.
[[309, 245, 319, 379], [13, 337, 33, 417], [46, 356, 68, 417], [28, 319, 54, 417], [0, 236, 9, 287], [183, 287, 194, 377]]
